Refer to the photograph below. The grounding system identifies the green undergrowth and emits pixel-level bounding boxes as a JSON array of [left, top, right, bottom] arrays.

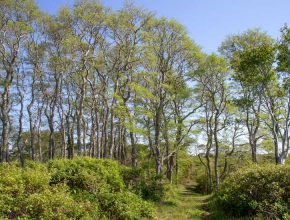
[[212, 164, 290, 219], [0, 157, 155, 219]]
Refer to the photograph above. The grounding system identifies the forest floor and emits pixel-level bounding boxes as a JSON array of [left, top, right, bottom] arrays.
[[155, 183, 211, 220]]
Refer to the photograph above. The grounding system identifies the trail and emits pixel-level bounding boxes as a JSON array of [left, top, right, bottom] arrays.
[[156, 184, 210, 220]]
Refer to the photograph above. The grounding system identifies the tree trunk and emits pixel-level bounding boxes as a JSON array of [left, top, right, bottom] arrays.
[[130, 131, 137, 167], [214, 114, 220, 188]]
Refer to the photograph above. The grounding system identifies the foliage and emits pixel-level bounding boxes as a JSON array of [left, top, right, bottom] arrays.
[[98, 191, 155, 219], [220, 29, 275, 86], [176, 150, 195, 184], [277, 24, 290, 74], [122, 167, 167, 202], [0, 158, 155, 219], [48, 157, 125, 193], [213, 164, 290, 219], [0, 162, 95, 219], [1, 0, 290, 218], [195, 172, 209, 194], [139, 175, 167, 202]]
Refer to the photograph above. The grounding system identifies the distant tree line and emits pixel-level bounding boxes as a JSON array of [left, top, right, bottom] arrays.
[[0, 0, 289, 190]]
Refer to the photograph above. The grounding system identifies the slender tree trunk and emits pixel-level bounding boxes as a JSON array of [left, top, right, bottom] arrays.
[[213, 113, 220, 188], [59, 104, 67, 159], [154, 104, 163, 175], [167, 153, 174, 184], [36, 103, 44, 162], [90, 110, 96, 157], [103, 106, 109, 158], [130, 131, 137, 167], [205, 153, 212, 193], [27, 78, 36, 161], [16, 75, 25, 167], [0, 72, 13, 162]]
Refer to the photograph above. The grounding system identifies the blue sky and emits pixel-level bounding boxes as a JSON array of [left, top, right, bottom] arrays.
[[36, 0, 290, 53]]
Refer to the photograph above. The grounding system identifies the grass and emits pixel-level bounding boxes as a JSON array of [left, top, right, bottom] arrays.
[[155, 184, 211, 220]]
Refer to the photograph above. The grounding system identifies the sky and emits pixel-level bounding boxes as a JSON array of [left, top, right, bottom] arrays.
[[36, 0, 290, 54]]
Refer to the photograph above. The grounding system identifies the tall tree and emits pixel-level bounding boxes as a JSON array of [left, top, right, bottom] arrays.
[[0, 0, 39, 162], [264, 25, 290, 164], [106, 3, 152, 165], [142, 18, 201, 174], [195, 54, 229, 189], [219, 29, 275, 163]]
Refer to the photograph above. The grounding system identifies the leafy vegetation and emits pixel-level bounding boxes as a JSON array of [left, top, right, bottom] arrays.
[[213, 164, 290, 219], [0, 0, 289, 219], [0, 158, 155, 219]]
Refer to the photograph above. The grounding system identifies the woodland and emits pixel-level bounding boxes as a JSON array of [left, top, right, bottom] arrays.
[[0, 0, 290, 219]]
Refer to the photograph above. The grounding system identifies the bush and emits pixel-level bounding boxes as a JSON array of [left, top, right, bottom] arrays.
[[122, 167, 167, 202], [195, 173, 209, 194], [48, 157, 154, 219], [139, 175, 167, 202], [99, 191, 155, 219], [25, 184, 98, 219], [0, 163, 97, 219], [0, 158, 156, 219], [48, 157, 125, 193], [213, 164, 290, 219], [121, 167, 143, 191]]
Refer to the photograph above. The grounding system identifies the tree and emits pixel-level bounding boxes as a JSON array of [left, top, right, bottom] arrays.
[[0, 0, 39, 162], [106, 3, 152, 165], [141, 18, 201, 175], [219, 29, 275, 163], [195, 54, 229, 189], [264, 25, 290, 164]]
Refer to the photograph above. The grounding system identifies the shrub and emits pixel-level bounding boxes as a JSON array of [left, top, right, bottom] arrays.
[[99, 191, 155, 220], [139, 175, 167, 202], [121, 167, 167, 202], [25, 184, 99, 219], [48, 157, 155, 219], [0, 163, 98, 219], [0, 158, 155, 219], [213, 164, 290, 219], [195, 173, 210, 194], [48, 157, 125, 193], [121, 167, 143, 191]]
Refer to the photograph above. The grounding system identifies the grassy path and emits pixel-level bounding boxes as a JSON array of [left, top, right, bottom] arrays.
[[155, 184, 211, 220]]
